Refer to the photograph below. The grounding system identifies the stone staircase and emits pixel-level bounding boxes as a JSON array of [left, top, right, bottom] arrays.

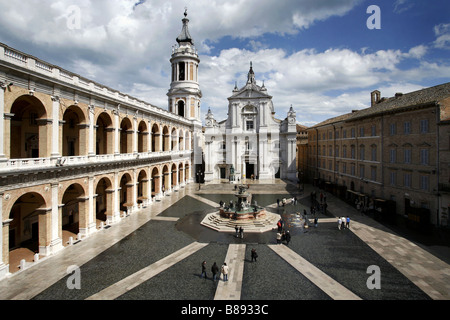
[[201, 211, 281, 233]]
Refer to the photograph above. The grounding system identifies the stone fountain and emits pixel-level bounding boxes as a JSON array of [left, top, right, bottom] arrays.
[[201, 185, 279, 233], [219, 185, 266, 220]]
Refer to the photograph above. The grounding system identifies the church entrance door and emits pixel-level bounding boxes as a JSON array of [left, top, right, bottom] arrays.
[[246, 162, 255, 179]]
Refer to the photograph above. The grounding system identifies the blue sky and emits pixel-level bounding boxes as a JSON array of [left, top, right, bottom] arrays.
[[0, 0, 449, 126]]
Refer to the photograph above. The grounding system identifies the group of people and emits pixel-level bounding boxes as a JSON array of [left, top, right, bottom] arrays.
[[235, 225, 244, 238], [338, 216, 351, 230], [276, 219, 292, 245], [202, 261, 229, 281], [276, 196, 297, 207]]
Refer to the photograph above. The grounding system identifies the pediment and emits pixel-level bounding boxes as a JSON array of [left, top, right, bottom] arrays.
[[229, 88, 271, 100]]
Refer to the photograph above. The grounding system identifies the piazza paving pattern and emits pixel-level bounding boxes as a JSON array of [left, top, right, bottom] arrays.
[[0, 180, 449, 300]]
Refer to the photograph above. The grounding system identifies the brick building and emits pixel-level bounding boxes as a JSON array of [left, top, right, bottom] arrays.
[[306, 83, 450, 228]]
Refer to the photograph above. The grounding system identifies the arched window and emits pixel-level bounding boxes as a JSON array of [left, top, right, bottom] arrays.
[[178, 62, 185, 81], [178, 100, 185, 117]]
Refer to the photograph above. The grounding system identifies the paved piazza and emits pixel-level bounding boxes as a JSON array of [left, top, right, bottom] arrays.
[[0, 180, 449, 302]]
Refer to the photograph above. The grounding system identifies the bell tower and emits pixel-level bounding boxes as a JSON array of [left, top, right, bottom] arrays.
[[167, 9, 202, 122]]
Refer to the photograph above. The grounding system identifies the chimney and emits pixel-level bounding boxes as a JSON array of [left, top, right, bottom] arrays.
[[371, 90, 381, 107], [395, 92, 403, 98]]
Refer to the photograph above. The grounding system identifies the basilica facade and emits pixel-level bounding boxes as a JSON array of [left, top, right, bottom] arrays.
[[203, 63, 297, 182]]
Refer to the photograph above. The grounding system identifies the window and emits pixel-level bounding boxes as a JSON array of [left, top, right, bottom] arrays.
[[420, 119, 429, 133], [351, 145, 355, 159], [335, 146, 339, 158], [329, 146, 332, 157], [360, 165, 365, 179], [360, 127, 365, 137], [371, 167, 377, 181], [371, 125, 376, 136], [246, 121, 254, 130], [390, 123, 397, 135], [420, 149, 429, 165], [404, 122, 411, 134], [343, 130, 347, 139], [404, 173, 412, 188], [329, 132, 333, 140], [342, 163, 347, 174], [371, 145, 377, 161], [343, 145, 347, 158], [404, 149, 412, 164], [390, 171, 397, 186], [351, 164, 355, 176], [420, 175, 429, 190], [351, 128, 355, 138], [360, 145, 365, 160], [178, 62, 185, 81], [390, 148, 396, 163]]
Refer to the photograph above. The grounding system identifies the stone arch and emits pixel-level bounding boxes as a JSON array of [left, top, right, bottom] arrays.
[[120, 117, 133, 154], [94, 176, 113, 225], [151, 123, 161, 152], [118, 172, 133, 213], [171, 163, 178, 188], [179, 129, 184, 151], [96, 112, 114, 155], [162, 126, 170, 152], [162, 164, 170, 192], [151, 166, 161, 198], [179, 162, 184, 184], [171, 127, 178, 151], [62, 105, 87, 157], [9, 95, 49, 159], [7, 191, 48, 273], [61, 183, 86, 246], [137, 169, 148, 204], [137, 120, 148, 153]]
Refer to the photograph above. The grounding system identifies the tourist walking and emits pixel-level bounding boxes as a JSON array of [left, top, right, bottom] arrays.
[[235, 225, 239, 238], [276, 232, 282, 244], [201, 261, 207, 279], [251, 248, 258, 262], [285, 230, 291, 246], [277, 219, 283, 232], [277, 199, 280, 207], [221, 263, 229, 281], [239, 226, 244, 239], [341, 217, 347, 230], [338, 217, 342, 230], [346, 216, 350, 229], [314, 217, 318, 227], [211, 262, 219, 281]]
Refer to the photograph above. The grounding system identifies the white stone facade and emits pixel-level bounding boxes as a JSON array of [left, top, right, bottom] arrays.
[[204, 63, 297, 182]]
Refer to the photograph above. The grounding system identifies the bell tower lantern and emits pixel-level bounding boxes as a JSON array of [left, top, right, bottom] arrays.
[[167, 9, 202, 121]]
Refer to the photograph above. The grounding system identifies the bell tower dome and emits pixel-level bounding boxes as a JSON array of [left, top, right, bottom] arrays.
[[167, 9, 202, 122]]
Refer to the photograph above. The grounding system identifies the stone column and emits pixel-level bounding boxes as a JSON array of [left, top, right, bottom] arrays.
[[112, 172, 120, 223], [51, 96, 60, 158], [88, 176, 97, 234], [0, 84, 6, 161], [88, 105, 95, 157], [0, 193, 8, 279], [49, 183, 63, 254], [114, 111, 120, 155], [133, 116, 138, 154]]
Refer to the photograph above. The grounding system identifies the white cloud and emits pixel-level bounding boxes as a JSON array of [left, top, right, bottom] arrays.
[[434, 23, 450, 49], [0, 0, 448, 127]]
